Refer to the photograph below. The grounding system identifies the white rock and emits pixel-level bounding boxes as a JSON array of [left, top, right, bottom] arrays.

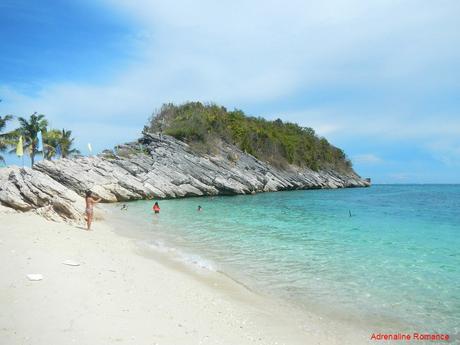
[[26, 274, 43, 281], [62, 260, 81, 266]]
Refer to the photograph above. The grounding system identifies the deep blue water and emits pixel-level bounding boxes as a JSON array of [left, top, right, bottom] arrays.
[[116, 185, 460, 334]]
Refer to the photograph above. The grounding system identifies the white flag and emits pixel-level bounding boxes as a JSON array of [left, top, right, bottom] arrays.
[[37, 131, 43, 151]]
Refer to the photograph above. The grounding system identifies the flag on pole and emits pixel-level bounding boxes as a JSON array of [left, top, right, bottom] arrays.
[[36, 131, 43, 151], [16, 136, 23, 157], [88, 143, 93, 154], [56, 144, 62, 158]]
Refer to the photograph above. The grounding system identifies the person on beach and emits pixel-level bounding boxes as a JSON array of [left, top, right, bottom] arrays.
[[85, 190, 101, 230], [153, 202, 160, 214]]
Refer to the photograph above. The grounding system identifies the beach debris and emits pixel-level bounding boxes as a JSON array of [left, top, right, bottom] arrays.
[[62, 260, 80, 266], [26, 274, 43, 281]]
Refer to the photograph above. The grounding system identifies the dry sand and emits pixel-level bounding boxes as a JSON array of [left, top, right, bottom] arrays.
[[0, 210, 371, 345]]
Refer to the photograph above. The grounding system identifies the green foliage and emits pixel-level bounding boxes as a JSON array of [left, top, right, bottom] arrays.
[[114, 143, 150, 158], [3, 111, 80, 165], [17, 112, 48, 166], [42, 129, 80, 160], [58, 129, 80, 158], [43, 129, 62, 160], [146, 102, 353, 172], [0, 114, 13, 163]]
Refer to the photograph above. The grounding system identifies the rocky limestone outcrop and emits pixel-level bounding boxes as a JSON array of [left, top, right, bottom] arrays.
[[1, 133, 369, 222], [35, 133, 369, 200], [0, 167, 85, 224]]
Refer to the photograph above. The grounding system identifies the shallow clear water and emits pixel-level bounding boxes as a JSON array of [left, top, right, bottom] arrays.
[[116, 185, 460, 334]]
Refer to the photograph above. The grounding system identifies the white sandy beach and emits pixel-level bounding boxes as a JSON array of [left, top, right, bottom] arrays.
[[0, 209, 372, 345]]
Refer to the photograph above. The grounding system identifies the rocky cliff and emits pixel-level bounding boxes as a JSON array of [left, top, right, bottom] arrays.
[[0, 133, 369, 223], [0, 166, 85, 224]]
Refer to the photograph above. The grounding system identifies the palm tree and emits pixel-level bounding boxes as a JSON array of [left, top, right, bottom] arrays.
[[43, 128, 80, 160], [43, 129, 62, 160], [17, 113, 48, 166], [60, 129, 80, 158], [0, 114, 13, 164]]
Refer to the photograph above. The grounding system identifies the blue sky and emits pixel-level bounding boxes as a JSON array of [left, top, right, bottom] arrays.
[[1, 0, 459, 183]]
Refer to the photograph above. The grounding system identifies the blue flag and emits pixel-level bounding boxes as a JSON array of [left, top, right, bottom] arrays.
[[56, 144, 62, 157], [36, 131, 43, 151]]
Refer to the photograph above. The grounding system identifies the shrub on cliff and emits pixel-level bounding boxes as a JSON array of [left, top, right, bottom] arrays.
[[145, 102, 352, 172]]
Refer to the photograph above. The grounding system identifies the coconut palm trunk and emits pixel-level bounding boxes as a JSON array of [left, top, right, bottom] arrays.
[[30, 141, 36, 166]]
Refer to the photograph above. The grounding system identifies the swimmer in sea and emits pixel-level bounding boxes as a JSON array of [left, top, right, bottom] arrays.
[[153, 201, 160, 214], [197, 205, 202, 211], [85, 190, 101, 230]]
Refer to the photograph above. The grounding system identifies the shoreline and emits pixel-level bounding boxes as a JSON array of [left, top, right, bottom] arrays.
[[104, 203, 377, 344], [104, 202, 415, 337], [1, 208, 371, 344]]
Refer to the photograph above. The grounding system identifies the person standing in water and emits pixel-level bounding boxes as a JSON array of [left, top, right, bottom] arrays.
[[153, 202, 160, 214], [85, 191, 101, 230], [197, 205, 202, 211]]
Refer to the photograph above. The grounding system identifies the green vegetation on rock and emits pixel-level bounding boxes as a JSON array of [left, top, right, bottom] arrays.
[[145, 102, 352, 172]]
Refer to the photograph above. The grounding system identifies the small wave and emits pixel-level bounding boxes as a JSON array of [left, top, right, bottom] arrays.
[[145, 239, 176, 253], [180, 253, 216, 271], [141, 240, 217, 272]]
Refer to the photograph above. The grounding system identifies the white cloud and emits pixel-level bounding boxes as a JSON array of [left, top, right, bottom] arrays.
[[387, 172, 410, 182], [352, 154, 383, 165], [426, 140, 460, 167], [278, 106, 460, 145], [1, 0, 460, 160]]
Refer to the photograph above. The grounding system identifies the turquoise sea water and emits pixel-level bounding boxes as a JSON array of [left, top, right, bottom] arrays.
[[115, 185, 459, 334]]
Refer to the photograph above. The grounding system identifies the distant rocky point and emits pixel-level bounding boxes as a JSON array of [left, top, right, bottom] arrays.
[[0, 131, 369, 223]]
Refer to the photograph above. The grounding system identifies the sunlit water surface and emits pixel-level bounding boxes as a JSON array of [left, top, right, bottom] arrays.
[[110, 185, 460, 334]]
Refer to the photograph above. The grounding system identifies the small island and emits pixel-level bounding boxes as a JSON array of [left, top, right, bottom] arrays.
[[0, 102, 370, 223], [0, 102, 369, 223]]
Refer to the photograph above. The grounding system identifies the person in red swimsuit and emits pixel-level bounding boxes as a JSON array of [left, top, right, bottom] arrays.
[[153, 202, 160, 214]]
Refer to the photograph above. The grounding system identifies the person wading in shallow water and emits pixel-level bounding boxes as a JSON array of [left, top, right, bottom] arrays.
[[85, 191, 101, 230], [153, 202, 160, 214]]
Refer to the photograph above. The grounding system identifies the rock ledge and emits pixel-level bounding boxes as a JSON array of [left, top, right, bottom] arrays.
[[1, 133, 369, 222]]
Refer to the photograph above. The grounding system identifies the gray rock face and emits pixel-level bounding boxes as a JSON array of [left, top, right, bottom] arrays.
[[36, 133, 369, 200], [0, 167, 85, 224], [1, 133, 369, 221]]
